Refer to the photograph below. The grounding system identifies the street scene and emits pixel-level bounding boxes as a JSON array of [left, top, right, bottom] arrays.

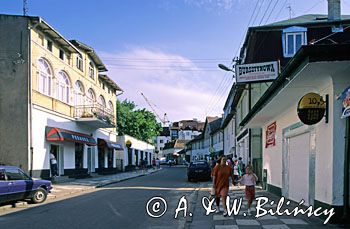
[[1, 0, 350, 228]]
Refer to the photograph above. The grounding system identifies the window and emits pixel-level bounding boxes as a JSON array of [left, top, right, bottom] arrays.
[[88, 61, 95, 79], [47, 40, 53, 52], [282, 26, 307, 57], [108, 101, 114, 113], [59, 49, 65, 60], [87, 88, 96, 104], [56, 71, 70, 103], [38, 34, 44, 46], [98, 95, 106, 108], [5, 168, 30, 181], [76, 54, 83, 71], [37, 58, 52, 96], [160, 140, 164, 143], [74, 80, 85, 106]]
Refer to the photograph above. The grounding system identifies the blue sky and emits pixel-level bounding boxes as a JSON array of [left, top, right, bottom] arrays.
[[2, 0, 350, 122]]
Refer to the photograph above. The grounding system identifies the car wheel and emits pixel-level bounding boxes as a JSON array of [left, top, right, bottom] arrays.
[[31, 187, 47, 204]]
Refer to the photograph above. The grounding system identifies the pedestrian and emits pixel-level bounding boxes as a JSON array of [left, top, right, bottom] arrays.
[[156, 158, 160, 169], [212, 156, 235, 217], [50, 150, 58, 177], [238, 157, 244, 174], [152, 158, 156, 169], [226, 157, 232, 167], [238, 165, 258, 216], [232, 160, 242, 186]]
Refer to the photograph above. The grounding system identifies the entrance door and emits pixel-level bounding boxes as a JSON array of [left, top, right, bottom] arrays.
[[50, 145, 60, 175], [288, 132, 310, 205], [98, 146, 105, 169], [75, 143, 84, 169]]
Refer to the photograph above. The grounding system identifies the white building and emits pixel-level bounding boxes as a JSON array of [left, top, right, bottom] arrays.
[[243, 43, 350, 222]]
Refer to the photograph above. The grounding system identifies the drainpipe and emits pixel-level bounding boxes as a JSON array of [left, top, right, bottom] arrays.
[[343, 117, 350, 220], [248, 83, 252, 164]]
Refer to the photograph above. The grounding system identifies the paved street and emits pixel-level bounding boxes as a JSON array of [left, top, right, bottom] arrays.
[[0, 166, 346, 229]]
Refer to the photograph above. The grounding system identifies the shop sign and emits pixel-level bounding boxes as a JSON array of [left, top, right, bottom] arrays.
[[265, 122, 276, 148], [235, 61, 279, 83], [126, 140, 132, 148], [297, 93, 326, 125], [340, 86, 350, 119]]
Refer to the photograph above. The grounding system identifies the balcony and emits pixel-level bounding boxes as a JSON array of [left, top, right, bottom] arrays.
[[75, 104, 115, 128]]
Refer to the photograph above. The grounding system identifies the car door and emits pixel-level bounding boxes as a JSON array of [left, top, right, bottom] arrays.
[[0, 169, 10, 203], [4, 168, 33, 202]]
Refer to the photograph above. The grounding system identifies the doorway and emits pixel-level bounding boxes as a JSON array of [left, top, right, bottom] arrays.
[[75, 143, 84, 169], [50, 144, 60, 175]]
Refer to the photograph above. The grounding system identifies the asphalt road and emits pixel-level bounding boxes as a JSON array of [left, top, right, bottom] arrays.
[[0, 166, 209, 229]]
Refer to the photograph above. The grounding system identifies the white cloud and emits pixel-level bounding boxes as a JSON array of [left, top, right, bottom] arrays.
[[99, 47, 233, 122], [184, 0, 244, 12]]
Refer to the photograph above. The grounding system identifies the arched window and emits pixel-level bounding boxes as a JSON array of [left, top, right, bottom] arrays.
[[74, 80, 85, 106], [56, 71, 70, 103], [108, 101, 114, 113], [86, 88, 96, 104], [88, 61, 95, 79], [98, 95, 106, 108], [37, 58, 52, 95]]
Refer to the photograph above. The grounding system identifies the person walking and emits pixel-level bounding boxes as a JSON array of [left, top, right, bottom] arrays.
[[232, 160, 242, 186], [212, 156, 235, 217], [152, 158, 156, 169], [239, 165, 258, 216], [50, 150, 58, 177]]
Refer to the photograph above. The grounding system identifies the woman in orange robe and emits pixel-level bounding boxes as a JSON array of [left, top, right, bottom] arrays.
[[212, 156, 235, 216]]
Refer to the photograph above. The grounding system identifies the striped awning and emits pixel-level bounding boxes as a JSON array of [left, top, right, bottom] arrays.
[[46, 126, 97, 146]]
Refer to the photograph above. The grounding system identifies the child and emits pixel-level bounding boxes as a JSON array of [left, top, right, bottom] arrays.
[[238, 165, 258, 216]]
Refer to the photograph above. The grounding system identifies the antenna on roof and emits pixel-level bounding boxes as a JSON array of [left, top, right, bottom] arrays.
[[287, 5, 292, 19], [23, 0, 28, 16]]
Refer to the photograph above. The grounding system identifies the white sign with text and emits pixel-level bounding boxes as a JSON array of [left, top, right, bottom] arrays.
[[235, 61, 279, 83]]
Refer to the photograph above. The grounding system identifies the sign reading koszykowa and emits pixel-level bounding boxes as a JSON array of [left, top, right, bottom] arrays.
[[235, 61, 279, 83]]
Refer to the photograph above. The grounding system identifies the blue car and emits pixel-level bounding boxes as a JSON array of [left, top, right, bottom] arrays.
[[0, 165, 52, 204]]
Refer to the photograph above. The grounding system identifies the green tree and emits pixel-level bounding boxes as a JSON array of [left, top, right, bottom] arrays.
[[116, 99, 162, 142]]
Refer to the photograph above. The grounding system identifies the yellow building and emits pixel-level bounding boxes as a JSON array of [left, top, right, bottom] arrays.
[[0, 14, 123, 179]]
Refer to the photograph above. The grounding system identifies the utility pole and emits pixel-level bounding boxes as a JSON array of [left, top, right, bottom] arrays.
[[23, 0, 28, 16]]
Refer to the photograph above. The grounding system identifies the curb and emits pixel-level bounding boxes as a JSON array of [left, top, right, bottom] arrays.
[[95, 169, 161, 188]]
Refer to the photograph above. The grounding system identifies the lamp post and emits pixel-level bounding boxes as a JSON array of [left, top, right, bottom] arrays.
[[218, 64, 234, 73]]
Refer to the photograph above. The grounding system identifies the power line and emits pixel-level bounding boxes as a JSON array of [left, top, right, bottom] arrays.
[[252, 0, 265, 26], [264, 0, 280, 25], [259, 0, 273, 25], [274, 0, 288, 22]]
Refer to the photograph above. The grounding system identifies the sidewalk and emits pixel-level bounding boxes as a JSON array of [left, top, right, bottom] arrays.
[[188, 184, 340, 229], [48, 168, 161, 200]]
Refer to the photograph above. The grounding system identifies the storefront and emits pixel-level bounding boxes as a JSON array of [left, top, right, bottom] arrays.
[[242, 44, 350, 222], [45, 126, 96, 178], [96, 138, 123, 174]]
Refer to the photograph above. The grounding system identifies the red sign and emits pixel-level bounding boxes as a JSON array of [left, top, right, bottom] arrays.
[[265, 122, 277, 148]]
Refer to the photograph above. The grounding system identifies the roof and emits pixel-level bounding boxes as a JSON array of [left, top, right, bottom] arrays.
[[98, 74, 123, 92], [240, 43, 350, 127], [259, 14, 350, 29], [3, 15, 82, 54], [163, 139, 189, 150], [209, 118, 222, 134], [241, 14, 350, 57], [70, 40, 108, 72]]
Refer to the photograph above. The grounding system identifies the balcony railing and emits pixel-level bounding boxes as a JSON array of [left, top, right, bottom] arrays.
[[74, 104, 115, 127]]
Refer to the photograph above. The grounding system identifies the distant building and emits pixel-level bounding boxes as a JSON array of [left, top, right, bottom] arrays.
[[154, 127, 171, 158]]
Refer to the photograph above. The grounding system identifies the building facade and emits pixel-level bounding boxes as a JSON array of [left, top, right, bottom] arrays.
[[0, 15, 123, 179]]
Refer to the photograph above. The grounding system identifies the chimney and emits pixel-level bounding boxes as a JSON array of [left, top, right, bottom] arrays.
[[328, 0, 341, 21]]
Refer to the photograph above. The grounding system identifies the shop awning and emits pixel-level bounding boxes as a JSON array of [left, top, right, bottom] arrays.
[[98, 138, 123, 150], [46, 126, 97, 146]]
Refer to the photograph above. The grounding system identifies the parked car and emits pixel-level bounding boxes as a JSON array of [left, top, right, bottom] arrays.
[[159, 157, 167, 165], [0, 165, 52, 205], [167, 159, 176, 166], [187, 161, 211, 182]]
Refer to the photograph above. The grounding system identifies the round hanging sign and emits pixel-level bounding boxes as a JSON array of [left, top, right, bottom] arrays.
[[297, 92, 326, 125], [126, 140, 132, 148]]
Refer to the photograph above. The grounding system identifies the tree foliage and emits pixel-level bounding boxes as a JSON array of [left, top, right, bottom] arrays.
[[116, 99, 162, 142]]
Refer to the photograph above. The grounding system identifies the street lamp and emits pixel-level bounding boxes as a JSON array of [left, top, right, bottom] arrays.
[[218, 64, 234, 73]]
